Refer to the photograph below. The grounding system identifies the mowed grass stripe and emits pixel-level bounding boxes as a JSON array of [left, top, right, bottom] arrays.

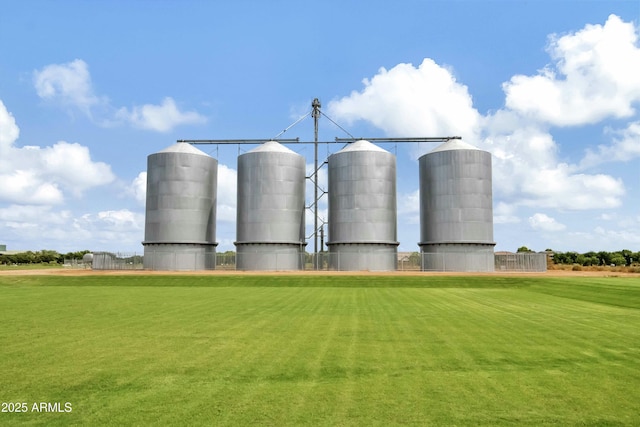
[[214, 288, 340, 425], [1, 276, 639, 425], [0, 274, 545, 289], [342, 287, 640, 425]]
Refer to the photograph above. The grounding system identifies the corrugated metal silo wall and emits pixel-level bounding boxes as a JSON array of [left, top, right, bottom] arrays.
[[327, 146, 398, 271], [419, 149, 495, 272], [235, 149, 306, 270], [143, 150, 218, 270]]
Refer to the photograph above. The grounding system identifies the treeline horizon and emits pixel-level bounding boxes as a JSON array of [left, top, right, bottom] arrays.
[[515, 247, 638, 267], [0, 250, 90, 265]]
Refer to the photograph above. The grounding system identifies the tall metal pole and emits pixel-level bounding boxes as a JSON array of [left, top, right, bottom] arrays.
[[311, 98, 321, 268]]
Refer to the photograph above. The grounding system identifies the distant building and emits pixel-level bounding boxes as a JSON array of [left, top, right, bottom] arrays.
[[0, 244, 6, 252]]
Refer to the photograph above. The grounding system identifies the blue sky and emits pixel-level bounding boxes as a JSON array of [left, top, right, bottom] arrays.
[[1, 1, 639, 254]]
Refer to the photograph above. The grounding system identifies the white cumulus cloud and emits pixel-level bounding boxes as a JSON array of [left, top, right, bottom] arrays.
[[0, 100, 19, 147], [33, 59, 102, 113], [328, 15, 635, 213], [96, 209, 144, 230], [328, 58, 481, 144], [0, 170, 64, 205], [33, 60, 206, 132], [503, 14, 640, 126], [116, 97, 206, 133], [41, 141, 114, 195], [72, 209, 144, 250], [0, 205, 144, 252], [593, 225, 640, 246], [130, 172, 147, 205], [580, 120, 640, 168], [529, 213, 566, 231], [518, 164, 624, 210], [494, 202, 520, 224], [0, 205, 71, 224], [0, 100, 115, 205]]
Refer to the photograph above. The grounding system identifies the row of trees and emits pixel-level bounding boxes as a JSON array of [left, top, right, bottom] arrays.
[[517, 246, 638, 267], [0, 250, 90, 265], [552, 250, 638, 267]]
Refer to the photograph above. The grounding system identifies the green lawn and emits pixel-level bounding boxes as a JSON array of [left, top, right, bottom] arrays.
[[0, 275, 639, 425], [0, 264, 64, 271]]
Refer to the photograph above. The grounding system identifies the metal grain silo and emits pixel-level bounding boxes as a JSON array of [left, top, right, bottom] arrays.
[[418, 139, 495, 272], [235, 141, 306, 270], [143, 142, 218, 270], [327, 140, 398, 271]]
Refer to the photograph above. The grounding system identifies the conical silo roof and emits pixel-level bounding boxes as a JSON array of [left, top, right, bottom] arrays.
[[336, 139, 388, 154], [246, 140, 297, 154], [157, 142, 210, 156], [430, 139, 481, 153]]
